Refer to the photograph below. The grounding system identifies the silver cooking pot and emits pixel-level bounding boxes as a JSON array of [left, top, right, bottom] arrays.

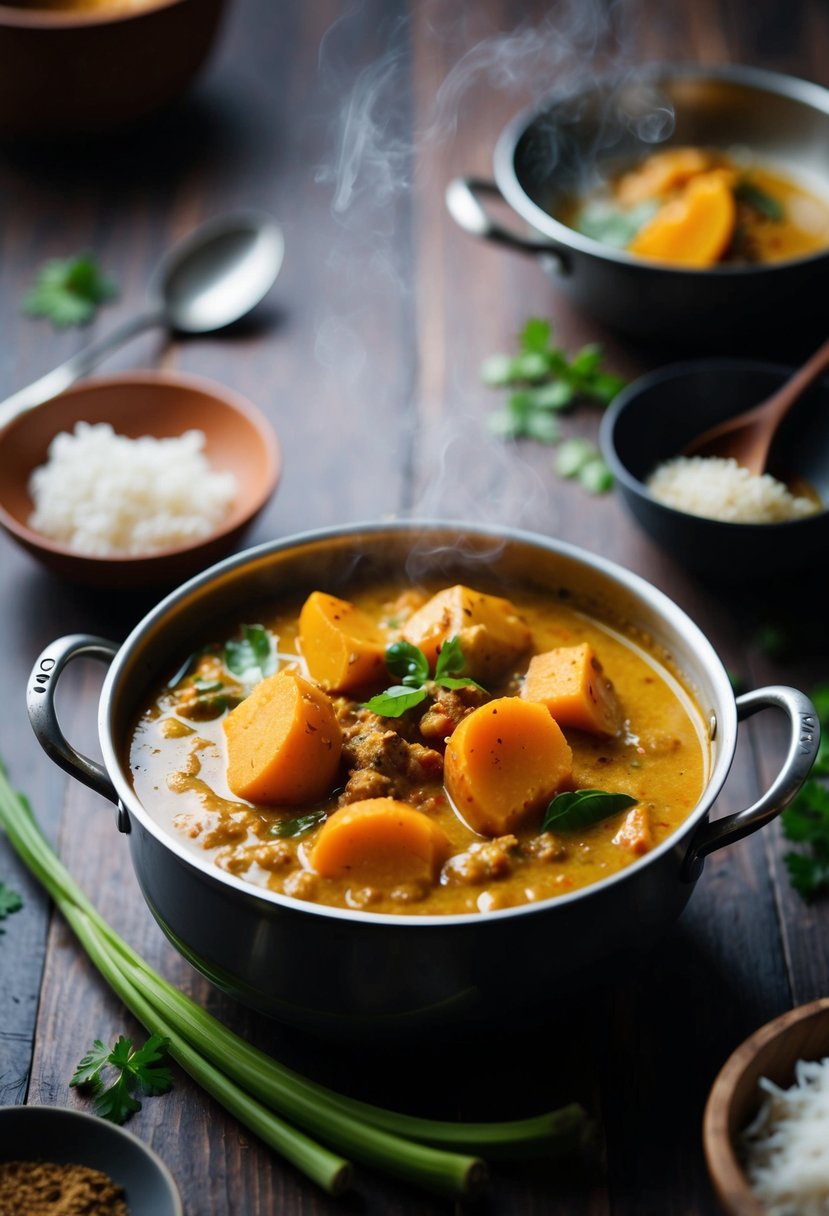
[[27, 523, 818, 1038], [446, 64, 829, 346]]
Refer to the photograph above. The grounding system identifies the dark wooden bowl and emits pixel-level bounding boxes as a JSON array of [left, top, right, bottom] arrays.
[[703, 997, 829, 1215], [0, 370, 281, 589], [0, 0, 227, 140]]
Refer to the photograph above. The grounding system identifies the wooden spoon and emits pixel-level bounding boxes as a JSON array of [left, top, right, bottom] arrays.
[[683, 335, 829, 474]]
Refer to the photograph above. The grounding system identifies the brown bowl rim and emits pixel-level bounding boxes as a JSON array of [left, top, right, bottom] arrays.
[[0, 0, 183, 28], [703, 995, 829, 1216], [0, 368, 281, 570]]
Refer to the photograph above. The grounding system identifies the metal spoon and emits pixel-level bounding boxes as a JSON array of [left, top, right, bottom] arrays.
[[682, 334, 829, 475], [0, 212, 285, 430]]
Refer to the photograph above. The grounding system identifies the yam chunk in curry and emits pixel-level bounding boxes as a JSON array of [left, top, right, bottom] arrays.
[[401, 584, 532, 682], [521, 642, 622, 737], [129, 578, 708, 915]]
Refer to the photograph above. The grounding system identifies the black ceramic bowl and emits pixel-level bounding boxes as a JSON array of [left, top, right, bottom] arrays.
[[599, 359, 829, 581], [0, 1105, 182, 1215]]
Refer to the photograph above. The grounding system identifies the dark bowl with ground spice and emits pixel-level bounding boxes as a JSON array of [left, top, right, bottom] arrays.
[[0, 1105, 181, 1216]]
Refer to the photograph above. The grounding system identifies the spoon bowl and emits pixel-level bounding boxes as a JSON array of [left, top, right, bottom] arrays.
[[154, 212, 285, 334], [0, 212, 284, 429]]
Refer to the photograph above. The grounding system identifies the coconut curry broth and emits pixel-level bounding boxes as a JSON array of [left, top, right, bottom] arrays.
[[129, 581, 709, 915]]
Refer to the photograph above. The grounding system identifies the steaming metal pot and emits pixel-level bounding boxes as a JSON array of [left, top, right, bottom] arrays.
[[447, 64, 829, 348]]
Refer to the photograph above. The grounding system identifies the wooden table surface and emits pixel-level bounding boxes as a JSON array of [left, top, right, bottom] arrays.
[[3, 1, 829, 1213]]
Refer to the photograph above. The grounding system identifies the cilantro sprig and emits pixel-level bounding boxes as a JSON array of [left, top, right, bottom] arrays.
[[71, 1034, 173, 1125], [780, 682, 829, 900], [365, 636, 485, 718], [0, 881, 22, 934], [22, 253, 117, 328], [482, 319, 624, 491]]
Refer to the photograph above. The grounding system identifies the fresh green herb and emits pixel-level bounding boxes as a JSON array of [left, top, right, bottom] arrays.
[[0, 880, 22, 933], [553, 437, 613, 494], [270, 811, 328, 839], [781, 779, 829, 900], [0, 762, 588, 1199], [482, 320, 624, 492], [574, 198, 660, 248], [22, 253, 117, 328], [542, 789, 637, 834], [735, 179, 784, 222], [71, 1034, 173, 1124], [365, 637, 485, 718], [386, 640, 430, 687], [224, 625, 276, 683]]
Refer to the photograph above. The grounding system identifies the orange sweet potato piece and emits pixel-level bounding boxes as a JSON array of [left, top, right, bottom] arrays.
[[223, 670, 342, 804], [298, 591, 387, 693], [311, 798, 451, 886], [627, 171, 736, 266], [401, 584, 532, 682], [521, 642, 622, 736], [614, 147, 712, 207], [444, 697, 573, 837]]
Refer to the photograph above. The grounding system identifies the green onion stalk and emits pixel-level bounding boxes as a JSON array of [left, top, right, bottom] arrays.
[[0, 765, 587, 1197]]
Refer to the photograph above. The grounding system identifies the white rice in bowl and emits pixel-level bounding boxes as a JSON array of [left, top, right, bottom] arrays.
[[28, 422, 238, 556], [646, 456, 820, 524], [741, 1056, 829, 1216]]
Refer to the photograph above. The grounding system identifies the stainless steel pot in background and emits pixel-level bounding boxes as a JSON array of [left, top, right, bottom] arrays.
[[26, 523, 819, 1038], [447, 64, 829, 347]]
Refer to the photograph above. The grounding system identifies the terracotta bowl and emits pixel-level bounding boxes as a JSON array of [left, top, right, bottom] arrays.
[[703, 997, 829, 1215], [0, 1104, 182, 1215], [0, 0, 227, 140], [0, 370, 281, 589]]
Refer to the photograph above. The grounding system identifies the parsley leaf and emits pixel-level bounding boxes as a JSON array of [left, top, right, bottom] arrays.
[[483, 320, 624, 493], [70, 1033, 172, 1125], [0, 881, 23, 934], [542, 789, 637, 833], [781, 778, 829, 901], [22, 253, 117, 328]]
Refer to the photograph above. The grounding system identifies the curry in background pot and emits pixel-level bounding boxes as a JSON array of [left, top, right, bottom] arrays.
[[129, 580, 709, 915], [559, 146, 829, 267]]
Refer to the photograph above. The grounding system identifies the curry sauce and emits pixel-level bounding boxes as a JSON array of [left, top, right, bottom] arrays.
[[129, 580, 709, 915]]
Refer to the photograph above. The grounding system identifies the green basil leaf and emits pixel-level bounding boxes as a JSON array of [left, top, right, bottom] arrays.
[[270, 810, 328, 839], [554, 437, 596, 478], [434, 636, 466, 680], [385, 640, 429, 685], [735, 179, 784, 222], [192, 678, 224, 694], [434, 676, 487, 693], [363, 686, 428, 717], [224, 625, 276, 680], [542, 789, 637, 833]]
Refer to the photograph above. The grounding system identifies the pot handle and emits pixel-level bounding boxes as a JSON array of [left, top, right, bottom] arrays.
[[682, 685, 819, 881], [27, 633, 120, 806], [445, 177, 569, 273]]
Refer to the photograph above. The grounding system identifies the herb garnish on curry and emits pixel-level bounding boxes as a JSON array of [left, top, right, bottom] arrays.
[[129, 581, 709, 914]]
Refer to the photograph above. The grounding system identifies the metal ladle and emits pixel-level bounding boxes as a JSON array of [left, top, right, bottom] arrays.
[[0, 212, 285, 431], [682, 334, 829, 475]]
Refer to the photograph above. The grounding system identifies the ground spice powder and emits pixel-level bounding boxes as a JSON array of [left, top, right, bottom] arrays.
[[0, 1160, 129, 1215]]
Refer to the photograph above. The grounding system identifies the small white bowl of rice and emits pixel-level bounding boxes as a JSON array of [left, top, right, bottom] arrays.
[[0, 371, 280, 589], [599, 359, 829, 582], [704, 997, 829, 1216]]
